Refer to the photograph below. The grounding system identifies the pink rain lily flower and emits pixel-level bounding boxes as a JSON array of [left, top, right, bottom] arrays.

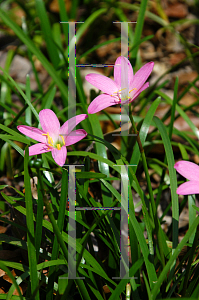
[[86, 56, 154, 114], [17, 109, 88, 167], [174, 160, 199, 195]]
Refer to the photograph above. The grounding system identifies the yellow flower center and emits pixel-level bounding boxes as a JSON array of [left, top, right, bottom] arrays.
[[42, 132, 54, 147], [42, 132, 65, 150], [111, 88, 137, 101]]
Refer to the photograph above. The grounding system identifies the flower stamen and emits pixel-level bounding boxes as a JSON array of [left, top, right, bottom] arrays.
[[42, 132, 54, 147], [56, 144, 61, 150], [111, 88, 126, 97], [129, 88, 137, 93]]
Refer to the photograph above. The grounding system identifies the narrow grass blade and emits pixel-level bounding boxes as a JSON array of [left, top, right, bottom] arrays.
[[130, 0, 148, 64], [0, 9, 68, 104], [35, 0, 59, 67], [169, 77, 178, 139], [77, 37, 120, 62], [2, 190, 117, 288], [129, 208, 157, 290], [143, 271, 152, 300], [154, 117, 179, 249], [108, 259, 143, 300], [25, 75, 32, 125], [0, 67, 39, 122], [0, 124, 30, 144], [35, 171, 44, 263], [130, 97, 161, 172], [153, 117, 179, 293], [156, 90, 199, 139], [41, 86, 56, 110], [118, 2, 168, 27], [24, 147, 40, 300], [151, 216, 199, 300], [0, 48, 14, 111], [188, 194, 196, 244], [58, 0, 69, 43], [178, 143, 189, 160], [76, 8, 107, 44], [0, 136, 25, 157], [22, 16, 43, 93], [88, 114, 111, 206], [0, 261, 23, 300], [46, 169, 68, 300]]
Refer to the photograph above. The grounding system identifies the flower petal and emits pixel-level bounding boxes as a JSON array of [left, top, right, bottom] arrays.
[[51, 147, 67, 167], [85, 73, 118, 95], [174, 161, 199, 181], [28, 143, 51, 156], [176, 181, 199, 195], [17, 125, 46, 143], [114, 56, 134, 87], [65, 129, 87, 146], [88, 94, 118, 114], [130, 62, 154, 91], [129, 82, 149, 102], [39, 109, 60, 136], [60, 114, 88, 135]]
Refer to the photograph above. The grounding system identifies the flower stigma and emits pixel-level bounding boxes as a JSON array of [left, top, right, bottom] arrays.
[[60, 135, 65, 145], [56, 135, 65, 151]]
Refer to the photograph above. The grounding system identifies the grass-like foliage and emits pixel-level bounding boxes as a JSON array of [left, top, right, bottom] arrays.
[[0, 0, 199, 299]]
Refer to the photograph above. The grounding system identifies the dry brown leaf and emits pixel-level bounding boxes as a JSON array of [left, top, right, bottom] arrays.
[[0, 287, 5, 293], [49, 0, 71, 12], [3, 269, 17, 284], [0, 269, 6, 277], [164, 3, 188, 18], [103, 285, 111, 293], [0, 226, 9, 234], [13, 285, 23, 296]]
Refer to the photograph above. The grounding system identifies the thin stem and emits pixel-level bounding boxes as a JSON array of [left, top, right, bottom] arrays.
[[181, 226, 199, 297], [35, 170, 44, 263], [37, 169, 90, 299], [46, 168, 68, 300], [128, 105, 156, 213], [37, 170, 69, 261], [128, 104, 165, 268], [37, 171, 75, 297]]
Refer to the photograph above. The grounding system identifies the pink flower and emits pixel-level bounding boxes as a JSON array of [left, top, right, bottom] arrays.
[[17, 109, 88, 167], [174, 161, 199, 195], [86, 56, 154, 114]]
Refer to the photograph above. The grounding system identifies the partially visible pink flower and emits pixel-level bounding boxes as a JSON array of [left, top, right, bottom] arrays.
[[86, 56, 154, 114], [17, 109, 88, 167], [174, 161, 199, 195]]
